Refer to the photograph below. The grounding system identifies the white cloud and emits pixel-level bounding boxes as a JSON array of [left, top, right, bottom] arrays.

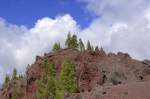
[[0, 14, 79, 83], [78, 0, 150, 60]]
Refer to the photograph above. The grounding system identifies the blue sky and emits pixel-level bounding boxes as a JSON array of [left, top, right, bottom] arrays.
[[0, 0, 93, 28]]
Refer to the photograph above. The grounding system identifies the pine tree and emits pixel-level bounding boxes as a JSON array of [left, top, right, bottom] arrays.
[[36, 73, 47, 99], [36, 73, 54, 99], [18, 75, 23, 79], [91, 45, 94, 51], [70, 34, 78, 49], [4, 74, 10, 87], [53, 42, 61, 52], [12, 68, 17, 80], [55, 89, 64, 99], [95, 46, 99, 51], [65, 33, 79, 49], [36, 60, 56, 99], [79, 38, 85, 51], [87, 40, 92, 51], [59, 58, 77, 94], [65, 33, 71, 47], [11, 87, 17, 99]]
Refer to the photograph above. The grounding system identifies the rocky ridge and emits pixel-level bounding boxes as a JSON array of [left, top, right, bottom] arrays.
[[1, 48, 150, 99]]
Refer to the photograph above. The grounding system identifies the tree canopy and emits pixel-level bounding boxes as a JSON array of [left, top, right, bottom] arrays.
[[4, 74, 10, 87], [79, 38, 85, 52], [60, 58, 77, 92], [87, 40, 93, 51], [12, 68, 17, 80], [11, 87, 17, 99], [55, 58, 77, 99], [36, 60, 56, 99], [53, 42, 61, 52], [65, 33, 79, 49]]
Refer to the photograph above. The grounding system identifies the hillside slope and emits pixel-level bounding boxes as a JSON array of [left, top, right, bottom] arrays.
[[1, 48, 150, 99]]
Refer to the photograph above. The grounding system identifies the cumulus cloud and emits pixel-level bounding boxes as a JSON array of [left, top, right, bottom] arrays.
[[78, 0, 150, 60], [0, 14, 79, 84]]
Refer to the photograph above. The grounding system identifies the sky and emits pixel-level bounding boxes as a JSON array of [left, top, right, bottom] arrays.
[[1, 0, 150, 85], [0, 0, 94, 28]]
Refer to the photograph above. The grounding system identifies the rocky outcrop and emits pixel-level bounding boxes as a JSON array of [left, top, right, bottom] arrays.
[[0, 79, 26, 99], [1, 48, 150, 99]]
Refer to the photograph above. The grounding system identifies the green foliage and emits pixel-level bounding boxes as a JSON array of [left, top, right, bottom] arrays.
[[55, 79, 65, 99], [36, 57, 78, 99], [71, 35, 78, 49], [55, 58, 77, 99], [65, 33, 71, 47], [18, 75, 24, 80], [11, 87, 17, 99], [87, 40, 93, 51], [55, 89, 65, 99], [53, 42, 61, 52], [12, 68, 17, 80], [65, 33, 79, 49], [36, 60, 56, 99], [59, 58, 77, 93], [36, 73, 56, 99], [4, 74, 10, 87], [79, 38, 85, 52]]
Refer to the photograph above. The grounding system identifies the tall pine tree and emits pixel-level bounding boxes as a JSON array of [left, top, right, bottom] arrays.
[[60, 58, 77, 92], [11, 87, 17, 99], [65, 33, 79, 49], [36, 60, 56, 99], [53, 42, 61, 52], [4, 74, 10, 87], [87, 40, 92, 51], [12, 68, 17, 80], [79, 38, 85, 52], [65, 33, 71, 47], [56, 58, 77, 99], [70, 35, 78, 49]]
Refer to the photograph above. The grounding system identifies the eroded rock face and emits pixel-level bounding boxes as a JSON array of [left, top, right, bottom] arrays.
[[1, 48, 150, 99], [93, 81, 150, 99], [0, 79, 27, 99], [78, 63, 103, 93]]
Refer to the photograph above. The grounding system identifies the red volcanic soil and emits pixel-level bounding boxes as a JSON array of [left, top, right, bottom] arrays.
[[1, 48, 150, 99]]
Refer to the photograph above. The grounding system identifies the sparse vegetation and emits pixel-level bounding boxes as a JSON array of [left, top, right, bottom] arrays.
[[4, 74, 10, 87], [56, 58, 77, 99], [36, 59, 56, 99], [36, 58, 77, 99], [1, 32, 150, 99], [65, 33, 71, 48], [11, 87, 17, 99], [59, 58, 77, 93], [1, 34, 101, 99], [12, 68, 17, 80], [18, 75, 24, 79], [79, 38, 85, 52], [87, 40, 93, 51], [65, 33, 79, 49], [53, 42, 61, 52]]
